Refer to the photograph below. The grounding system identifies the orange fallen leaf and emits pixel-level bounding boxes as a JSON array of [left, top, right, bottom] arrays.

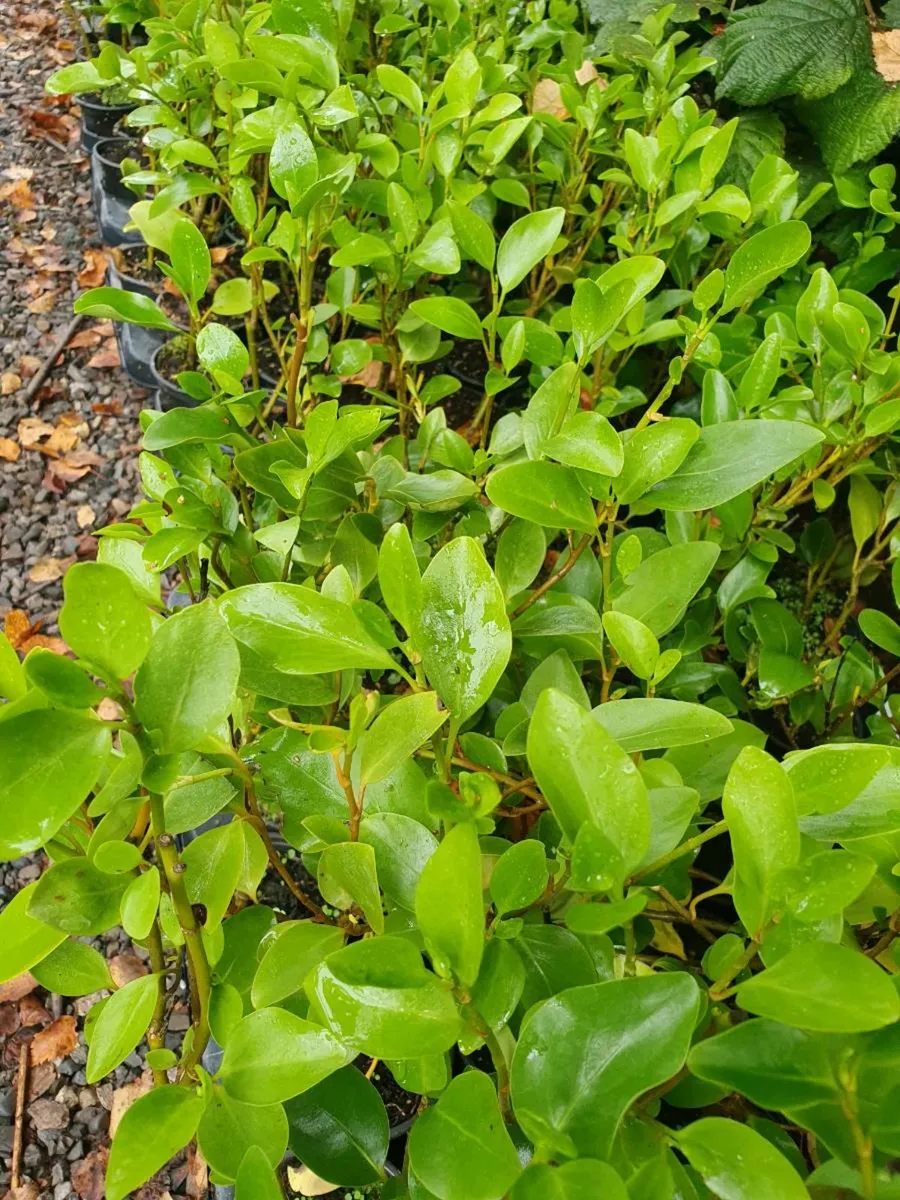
[[69, 328, 103, 349], [41, 425, 81, 457], [86, 345, 120, 369], [26, 290, 57, 314], [0, 177, 35, 208], [18, 417, 55, 445], [874, 30, 900, 82], [1, 372, 21, 394], [0, 438, 20, 462], [30, 1015, 78, 1065], [77, 248, 108, 289]]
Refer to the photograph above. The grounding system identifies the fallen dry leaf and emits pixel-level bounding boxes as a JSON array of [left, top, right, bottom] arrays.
[[69, 328, 103, 349], [18, 993, 50, 1026], [109, 954, 148, 988], [110, 1075, 152, 1138], [18, 416, 55, 445], [30, 1015, 77, 1065], [27, 1061, 58, 1101], [41, 424, 80, 457], [77, 247, 108, 288], [17, 353, 42, 377], [0, 177, 35, 208], [44, 448, 103, 490], [97, 696, 124, 721], [4, 1183, 41, 1200], [71, 1148, 108, 1200], [0, 438, 20, 462], [575, 59, 600, 85], [0, 1006, 20, 1036], [1, 372, 21, 394], [3, 165, 33, 181], [0, 973, 37, 1004], [28, 556, 68, 584], [874, 29, 900, 82], [186, 1144, 208, 1200], [4, 609, 35, 649], [86, 344, 120, 369], [76, 503, 96, 528], [287, 1166, 338, 1196], [533, 77, 568, 119], [26, 289, 57, 315]]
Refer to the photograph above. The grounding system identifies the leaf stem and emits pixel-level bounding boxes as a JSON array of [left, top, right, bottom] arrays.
[[149, 793, 211, 1075], [629, 819, 729, 884], [509, 533, 593, 620]]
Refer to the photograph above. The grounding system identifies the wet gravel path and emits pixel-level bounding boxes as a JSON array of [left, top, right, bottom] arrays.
[[0, 0, 146, 635]]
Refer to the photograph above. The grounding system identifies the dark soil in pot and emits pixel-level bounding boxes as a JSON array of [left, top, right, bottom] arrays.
[[151, 337, 198, 410], [79, 91, 135, 152], [107, 244, 165, 297]]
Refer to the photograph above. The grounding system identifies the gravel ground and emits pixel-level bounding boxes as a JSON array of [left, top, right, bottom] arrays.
[[0, 5, 201, 1198], [0, 0, 146, 632]]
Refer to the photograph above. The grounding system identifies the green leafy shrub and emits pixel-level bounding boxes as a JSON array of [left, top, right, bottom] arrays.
[[5, 1, 899, 1197]]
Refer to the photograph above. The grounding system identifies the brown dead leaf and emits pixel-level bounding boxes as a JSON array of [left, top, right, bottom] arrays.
[[27, 1061, 58, 1101], [42, 425, 80, 457], [874, 29, 900, 81], [69, 328, 103, 350], [4, 1183, 41, 1200], [110, 1075, 153, 1138], [186, 1144, 208, 1200], [0, 1006, 20, 1036], [76, 504, 96, 528], [1, 372, 21, 394], [0, 973, 37, 1004], [18, 993, 49, 1026], [575, 59, 600, 85], [26, 289, 57, 315], [92, 399, 123, 415], [86, 344, 120, 369], [0, 438, 20, 462], [77, 248, 108, 288], [4, 609, 35, 649], [532, 78, 568, 119], [18, 416, 55, 445], [28, 556, 68, 584], [0, 177, 35, 208], [71, 1147, 108, 1200], [109, 954, 149, 988], [97, 696, 124, 721], [18, 353, 42, 377], [210, 245, 233, 264], [29, 1015, 77, 1065]]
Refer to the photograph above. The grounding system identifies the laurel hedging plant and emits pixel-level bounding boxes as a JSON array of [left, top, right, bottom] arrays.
[[3, 1, 900, 1197]]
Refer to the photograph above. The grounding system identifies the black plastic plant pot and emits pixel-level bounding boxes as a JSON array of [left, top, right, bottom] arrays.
[[91, 137, 143, 246], [79, 93, 135, 154], [150, 341, 198, 411], [106, 256, 158, 299], [115, 322, 166, 391]]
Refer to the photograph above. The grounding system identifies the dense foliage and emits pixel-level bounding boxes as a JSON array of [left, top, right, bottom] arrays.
[[1, 0, 899, 1196]]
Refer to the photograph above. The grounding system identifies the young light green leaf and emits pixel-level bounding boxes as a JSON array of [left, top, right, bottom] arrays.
[[59, 562, 152, 682], [419, 537, 511, 722], [677, 1117, 809, 1200], [497, 208, 565, 293], [106, 1086, 205, 1200], [720, 221, 812, 313], [220, 1007, 354, 1104], [359, 692, 448, 785], [415, 821, 484, 988], [527, 688, 650, 869], [87, 973, 160, 1083]]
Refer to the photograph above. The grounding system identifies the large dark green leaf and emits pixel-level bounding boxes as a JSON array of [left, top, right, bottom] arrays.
[[285, 1066, 389, 1186], [134, 601, 240, 754], [220, 582, 396, 678], [305, 936, 462, 1059], [510, 974, 700, 1157], [409, 1071, 520, 1200], [0, 711, 110, 858]]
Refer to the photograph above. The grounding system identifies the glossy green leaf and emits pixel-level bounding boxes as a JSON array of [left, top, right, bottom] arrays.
[[418, 537, 511, 722], [285, 1065, 389, 1186], [31, 939, 113, 996], [29, 858, 128, 936], [409, 1071, 520, 1200], [134, 601, 240, 754], [219, 1006, 354, 1104], [319, 841, 385, 933], [591, 699, 732, 752], [491, 840, 548, 916], [415, 821, 484, 987], [106, 1085, 204, 1200], [737, 942, 900, 1032], [722, 746, 800, 936], [510, 974, 700, 1157], [0, 884, 66, 984], [197, 1086, 289, 1182], [527, 688, 650, 869], [720, 221, 812, 313], [611, 541, 719, 636], [306, 936, 463, 1059], [649, 421, 825, 511], [486, 463, 597, 534], [360, 692, 448, 785], [87, 973, 159, 1082], [497, 208, 565, 293], [677, 1117, 809, 1199], [0, 711, 110, 858]]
